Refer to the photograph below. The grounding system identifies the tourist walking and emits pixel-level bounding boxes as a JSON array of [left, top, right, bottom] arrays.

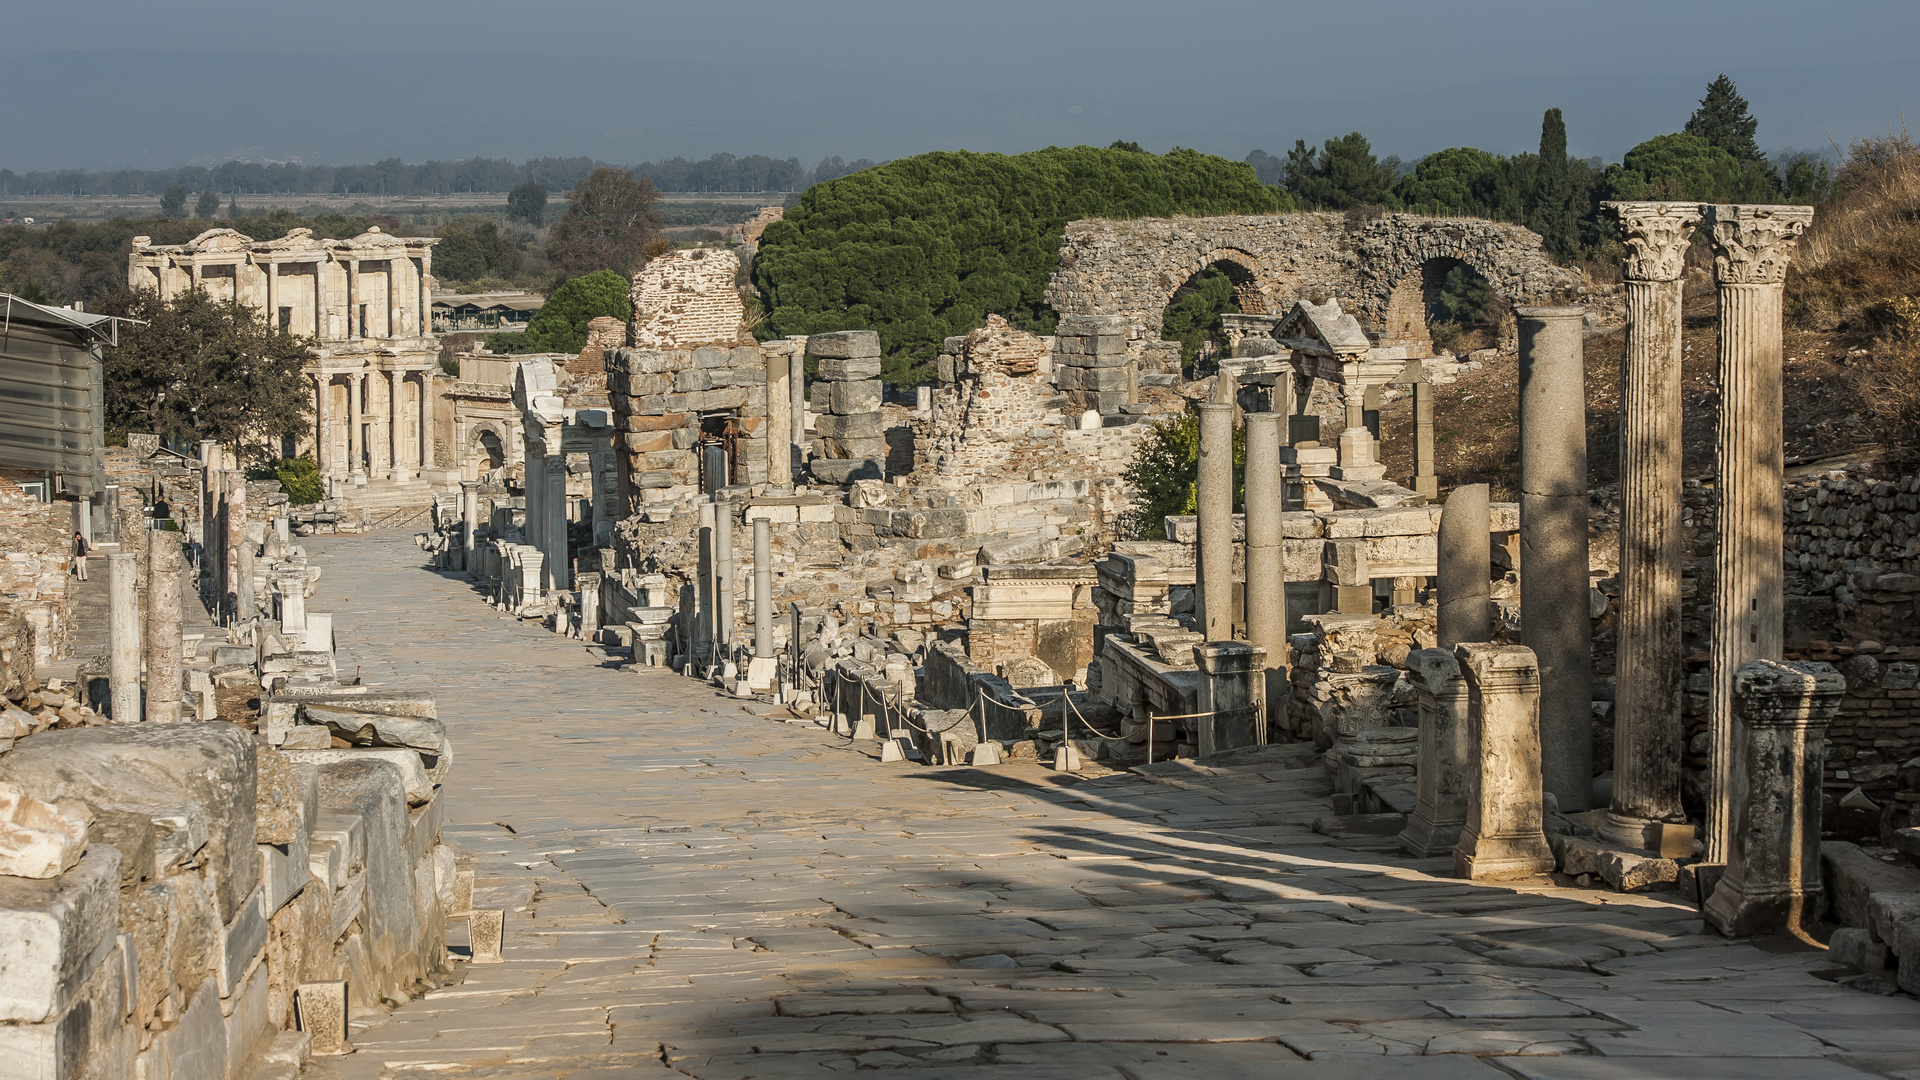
[[72, 532, 89, 580]]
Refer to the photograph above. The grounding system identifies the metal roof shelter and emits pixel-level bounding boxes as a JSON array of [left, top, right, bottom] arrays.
[[0, 294, 117, 497]]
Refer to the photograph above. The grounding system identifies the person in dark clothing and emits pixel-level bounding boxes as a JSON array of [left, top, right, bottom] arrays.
[[72, 532, 89, 580], [152, 496, 170, 524]]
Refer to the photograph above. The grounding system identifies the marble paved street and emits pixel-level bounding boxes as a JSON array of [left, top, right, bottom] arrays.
[[305, 533, 1920, 1080]]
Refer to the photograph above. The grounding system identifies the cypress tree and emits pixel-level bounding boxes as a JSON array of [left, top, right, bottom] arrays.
[[1528, 108, 1575, 259]]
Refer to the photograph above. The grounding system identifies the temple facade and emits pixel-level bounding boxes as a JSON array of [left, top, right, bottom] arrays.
[[129, 226, 444, 487]]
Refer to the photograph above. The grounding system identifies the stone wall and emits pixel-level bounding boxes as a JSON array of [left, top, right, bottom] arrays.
[[1045, 212, 1587, 338], [0, 477, 73, 668], [628, 248, 746, 349], [605, 345, 771, 510]]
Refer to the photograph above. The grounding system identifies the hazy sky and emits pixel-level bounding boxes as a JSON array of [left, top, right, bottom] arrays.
[[6, 0, 1915, 172]]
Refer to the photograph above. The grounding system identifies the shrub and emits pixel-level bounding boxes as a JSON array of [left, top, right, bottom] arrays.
[[1118, 408, 1246, 540], [523, 270, 633, 354], [1790, 131, 1920, 331], [273, 456, 325, 505]]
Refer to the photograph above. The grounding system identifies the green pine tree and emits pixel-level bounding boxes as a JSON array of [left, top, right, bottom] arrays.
[[1684, 75, 1765, 167], [1527, 108, 1576, 259]]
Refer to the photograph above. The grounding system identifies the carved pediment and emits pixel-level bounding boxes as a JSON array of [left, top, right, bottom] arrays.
[[188, 227, 255, 252], [1274, 298, 1369, 355]]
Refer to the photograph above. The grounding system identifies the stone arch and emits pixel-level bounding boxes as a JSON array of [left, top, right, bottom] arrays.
[[467, 421, 508, 476], [1372, 238, 1510, 351], [1177, 248, 1269, 315]]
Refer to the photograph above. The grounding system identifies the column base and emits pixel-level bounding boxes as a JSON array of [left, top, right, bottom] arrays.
[[391, 468, 414, 483], [1597, 811, 1695, 858], [1454, 829, 1556, 882], [1399, 809, 1465, 859], [1703, 876, 1823, 939]]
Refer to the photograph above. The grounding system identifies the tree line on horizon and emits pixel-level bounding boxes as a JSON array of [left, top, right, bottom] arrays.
[[1246, 76, 1830, 260], [0, 153, 882, 200]]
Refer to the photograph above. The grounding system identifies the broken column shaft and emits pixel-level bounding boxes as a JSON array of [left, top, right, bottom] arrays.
[[1243, 411, 1287, 731], [461, 480, 479, 575], [1602, 200, 1701, 847], [1516, 305, 1592, 811], [1703, 659, 1842, 938], [765, 348, 792, 487], [1196, 373, 1236, 642], [109, 551, 140, 722], [714, 496, 734, 665], [1411, 379, 1437, 498], [1704, 203, 1815, 864], [1436, 484, 1492, 649], [144, 532, 183, 723]]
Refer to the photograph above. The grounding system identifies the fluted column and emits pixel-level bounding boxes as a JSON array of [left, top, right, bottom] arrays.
[[1244, 411, 1286, 733], [1516, 305, 1592, 811], [1196, 373, 1236, 642], [1600, 201, 1700, 848], [347, 260, 361, 339], [1704, 203, 1815, 864]]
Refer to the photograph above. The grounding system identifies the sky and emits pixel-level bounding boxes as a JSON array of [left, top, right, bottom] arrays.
[[5, 0, 1915, 173]]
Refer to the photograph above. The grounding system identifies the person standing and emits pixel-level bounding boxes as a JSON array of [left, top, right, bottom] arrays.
[[72, 532, 89, 580], [151, 495, 171, 526]]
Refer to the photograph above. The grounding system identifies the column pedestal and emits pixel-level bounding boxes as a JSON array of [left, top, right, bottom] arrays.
[[1453, 643, 1556, 881], [1401, 648, 1471, 857]]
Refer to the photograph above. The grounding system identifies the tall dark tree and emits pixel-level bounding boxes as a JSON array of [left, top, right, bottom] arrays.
[[159, 185, 189, 219], [1685, 74, 1765, 167], [194, 189, 220, 219], [546, 168, 662, 279], [1528, 108, 1576, 259], [507, 181, 547, 225], [97, 285, 312, 465]]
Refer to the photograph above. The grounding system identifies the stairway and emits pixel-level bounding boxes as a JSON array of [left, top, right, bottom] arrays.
[[331, 478, 447, 532]]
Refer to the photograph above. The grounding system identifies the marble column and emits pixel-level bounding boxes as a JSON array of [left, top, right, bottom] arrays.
[[277, 574, 306, 635], [1341, 380, 1364, 432], [1703, 659, 1843, 938], [1436, 484, 1491, 648], [419, 370, 436, 470], [1243, 411, 1287, 732], [789, 348, 807, 475], [265, 260, 278, 327], [695, 502, 715, 670], [753, 517, 774, 659], [108, 552, 140, 722], [1400, 648, 1472, 857], [1411, 379, 1438, 498], [347, 260, 361, 339], [313, 260, 327, 340], [1601, 201, 1701, 848], [1704, 203, 1815, 864], [418, 254, 432, 335], [389, 369, 409, 481], [714, 496, 734, 662], [1453, 642, 1557, 882], [313, 374, 331, 476], [544, 454, 569, 593], [576, 572, 602, 640], [1516, 305, 1593, 811], [347, 372, 365, 480], [145, 530, 183, 722], [461, 480, 479, 575], [1196, 373, 1236, 642], [765, 349, 792, 486], [225, 470, 247, 622]]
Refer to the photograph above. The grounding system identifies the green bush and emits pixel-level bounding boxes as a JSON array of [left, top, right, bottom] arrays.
[[753, 146, 1289, 382], [1119, 409, 1246, 540], [523, 270, 634, 354], [273, 456, 325, 505], [1161, 269, 1239, 365]]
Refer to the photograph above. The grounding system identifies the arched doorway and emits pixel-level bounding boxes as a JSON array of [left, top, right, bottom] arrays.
[[475, 429, 504, 476], [1163, 261, 1259, 369], [1380, 257, 1503, 355]]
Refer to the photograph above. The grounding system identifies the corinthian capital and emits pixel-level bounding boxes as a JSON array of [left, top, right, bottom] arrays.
[[1603, 201, 1702, 282], [1703, 204, 1816, 285]]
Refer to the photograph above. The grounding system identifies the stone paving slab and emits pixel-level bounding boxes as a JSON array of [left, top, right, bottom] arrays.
[[300, 534, 1920, 1079]]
